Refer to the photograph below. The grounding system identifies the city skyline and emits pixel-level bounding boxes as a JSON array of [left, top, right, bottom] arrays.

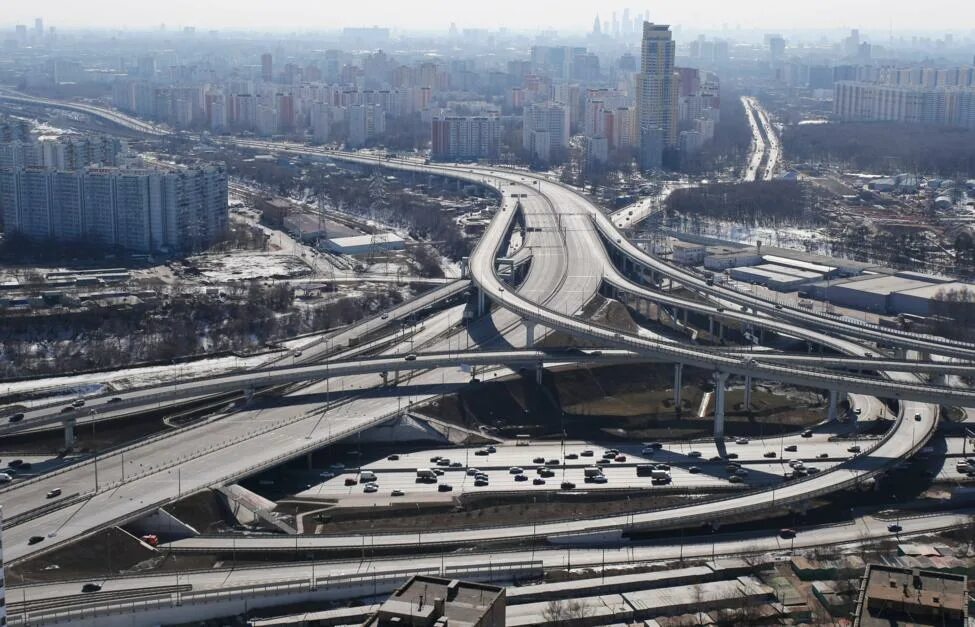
[[3, 0, 974, 34]]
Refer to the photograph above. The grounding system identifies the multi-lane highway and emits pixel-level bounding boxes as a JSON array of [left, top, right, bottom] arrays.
[[0, 93, 968, 575]]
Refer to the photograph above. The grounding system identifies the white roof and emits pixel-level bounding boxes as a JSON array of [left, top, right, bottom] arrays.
[[326, 233, 405, 247], [762, 254, 835, 274]]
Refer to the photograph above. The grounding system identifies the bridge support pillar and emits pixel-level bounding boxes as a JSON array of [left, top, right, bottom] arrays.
[[708, 317, 714, 336], [744, 375, 752, 409], [244, 387, 255, 402], [718, 322, 724, 341], [714, 371, 729, 439], [393, 370, 400, 386], [536, 363, 544, 385], [827, 389, 838, 422], [525, 321, 536, 346], [380, 371, 389, 386], [477, 289, 486, 316], [63, 417, 76, 450], [673, 364, 683, 408], [682, 309, 688, 324]]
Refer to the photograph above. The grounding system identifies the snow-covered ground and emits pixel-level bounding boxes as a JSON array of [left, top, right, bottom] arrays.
[[190, 253, 313, 282]]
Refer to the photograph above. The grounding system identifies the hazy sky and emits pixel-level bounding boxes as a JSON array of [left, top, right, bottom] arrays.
[[5, 0, 972, 33]]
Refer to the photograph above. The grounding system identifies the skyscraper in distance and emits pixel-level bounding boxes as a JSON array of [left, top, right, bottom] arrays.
[[261, 53, 273, 83], [636, 22, 678, 169]]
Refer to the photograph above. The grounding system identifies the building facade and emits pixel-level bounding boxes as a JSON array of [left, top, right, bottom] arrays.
[[0, 164, 227, 253], [637, 22, 678, 160], [430, 114, 501, 161]]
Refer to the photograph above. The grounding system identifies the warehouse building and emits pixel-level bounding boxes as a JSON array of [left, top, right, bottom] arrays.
[[730, 264, 821, 290], [889, 281, 974, 316], [805, 274, 975, 315], [323, 232, 405, 255]]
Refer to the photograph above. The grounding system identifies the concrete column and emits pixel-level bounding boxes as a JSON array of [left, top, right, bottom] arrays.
[[718, 322, 724, 341], [535, 363, 544, 385], [714, 372, 729, 439], [307, 452, 314, 470], [709, 317, 714, 335], [744, 375, 752, 409], [673, 363, 683, 407], [682, 309, 688, 324], [477, 289, 486, 316], [827, 389, 838, 422], [525, 321, 536, 346], [63, 417, 76, 449], [380, 371, 389, 386]]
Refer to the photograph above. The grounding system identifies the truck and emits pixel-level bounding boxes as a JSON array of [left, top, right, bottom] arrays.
[[359, 470, 377, 482], [416, 469, 436, 480], [636, 464, 653, 477]]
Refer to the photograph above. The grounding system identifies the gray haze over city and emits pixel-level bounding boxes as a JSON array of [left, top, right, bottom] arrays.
[[0, 3, 974, 627]]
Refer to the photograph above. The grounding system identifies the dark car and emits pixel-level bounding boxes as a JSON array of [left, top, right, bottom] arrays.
[[801, 430, 814, 438], [8, 459, 23, 468], [887, 524, 902, 533], [533, 477, 546, 485], [81, 583, 102, 593], [514, 474, 528, 482], [28, 536, 44, 545], [438, 483, 453, 492], [46, 488, 62, 499], [9, 413, 24, 423], [779, 528, 796, 539], [560, 481, 576, 490], [107, 397, 123, 404], [387, 454, 400, 461]]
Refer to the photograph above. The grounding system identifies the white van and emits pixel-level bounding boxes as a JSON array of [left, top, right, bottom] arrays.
[[359, 470, 377, 482]]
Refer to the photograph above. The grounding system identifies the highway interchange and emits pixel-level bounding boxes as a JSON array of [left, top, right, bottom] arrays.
[[0, 93, 973, 622]]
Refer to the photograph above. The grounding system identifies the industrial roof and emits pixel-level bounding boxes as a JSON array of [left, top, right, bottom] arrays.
[[326, 232, 405, 247], [752, 263, 822, 279], [731, 266, 810, 284], [893, 281, 975, 300], [830, 275, 934, 296], [762, 254, 835, 274]]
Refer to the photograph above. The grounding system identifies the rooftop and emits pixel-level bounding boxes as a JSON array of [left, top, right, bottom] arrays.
[[856, 564, 967, 627], [368, 575, 504, 627]]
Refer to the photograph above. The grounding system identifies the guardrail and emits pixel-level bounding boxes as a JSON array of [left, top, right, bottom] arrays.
[[6, 560, 542, 626]]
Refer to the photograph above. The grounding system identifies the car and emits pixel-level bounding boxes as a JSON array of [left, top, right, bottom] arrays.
[[545, 459, 560, 466], [0, 473, 11, 483], [641, 447, 655, 455], [72, 399, 85, 408], [565, 453, 579, 460], [847, 445, 861, 453], [8, 459, 24, 468], [485, 446, 497, 453], [887, 523, 902, 533], [709, 455, 723, 462], [436, 459, 451, 466], [801, 430, 814, 438], [381, 313, 389, 320], [818, 453, 829, 459], [602, 451, 616, 459], [613, 455, 626, 462], [688, 451, 702, 458], [430, 456, 442, 462], [404, 353, 417, 361], [344, 477, 358, 486], [514, 474, 528, 482], [474, 449, 489, 456], [8, 413, 24, 423], [433, 468, 445, 476], [319, 471, 335, 480], [734, 469, 749, 477], [789, 460, 805, 468], [655, 463, 671, 471], [580, 449, 594, 457], [914, 413, 922, 422], [560, 481, 576, 490], [784, 444, 798, 452], [391, 489, 405, 497], [46, 488, 62, 498], [596, 458, 611, 466], [509, 467, 524, 474], [81, 583, 102, 593], [783, 471, 795, 480], [532, 457, 545, 464], [438, 483, 453, 492], [387, 454, 400, 461], [807, 467, 821, 474], [735, 438, 749, 445], [539, 468, 555, 478], [60, 406, 74, 413], [688, 466, 701, 473], [474, 479, 489, 487], [28, 536, 44, 545], [728, 475, 744, 484], [779, 528, 797, 539], [794, 468, 808, 477], [726, 453, 739, 459], [591, 474, 608, 484], [466, 468, 479, 476], [363, 484, 378, 493], [763, 451, 776, 458], [532, 477, 546, 485], [449, 462, 463, 468]]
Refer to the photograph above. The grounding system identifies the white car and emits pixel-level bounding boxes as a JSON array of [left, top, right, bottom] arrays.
[[363, 483, 379, 493], [735, 438, 749, 445]]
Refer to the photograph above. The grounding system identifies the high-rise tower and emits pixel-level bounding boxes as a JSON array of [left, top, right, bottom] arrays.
[[636, 22, 678, 168]]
